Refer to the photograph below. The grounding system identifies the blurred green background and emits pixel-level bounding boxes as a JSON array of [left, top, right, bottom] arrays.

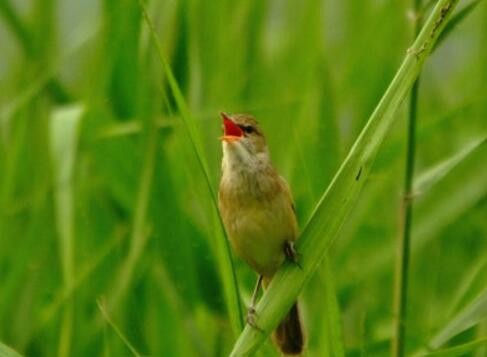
[[0, 0, 486, 356]]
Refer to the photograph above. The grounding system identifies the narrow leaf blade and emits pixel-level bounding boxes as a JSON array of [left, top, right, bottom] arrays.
[[420, 337, 487, 357], [414, 137, 486, 195], [433, 0, 482, 52], [430, 287, 487, 349], [137, 0, 243, 336], [0, 341, 23, 357]]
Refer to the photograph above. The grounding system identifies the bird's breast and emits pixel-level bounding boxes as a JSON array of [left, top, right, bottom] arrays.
[[219, 167, 297, 277]]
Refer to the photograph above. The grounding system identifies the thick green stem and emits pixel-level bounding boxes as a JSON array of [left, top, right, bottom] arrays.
[[392, 1, 422, 356], [229, 0, 459, 355]]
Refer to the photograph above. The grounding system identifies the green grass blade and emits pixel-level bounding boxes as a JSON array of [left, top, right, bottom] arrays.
[[412, 143, 487, 249], [348, 140, 487, 284], [97, 300, 142, 357], [392, 0, 422, 354], [430, 287, 487, 349], [96, 119, 172, 139], [151, 262, 209, 357], [37, 233, 121, 331], [417, 337, 487, 357], [230, 1, 460, 354], [107, 117, 158, 310], [0, 341, 22, 357], [414, 137, 486, 195], [0, 0, 32, 54], [446, 255, 487, 319], [49, 104, 84, 357], [317, 260, 345, 357], [137, 0, 243, 336], [433, 0, 483, 52], [0, 23, 97, 125]]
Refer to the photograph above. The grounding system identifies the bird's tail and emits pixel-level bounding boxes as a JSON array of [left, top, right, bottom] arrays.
[[272, 302, 304, 355]]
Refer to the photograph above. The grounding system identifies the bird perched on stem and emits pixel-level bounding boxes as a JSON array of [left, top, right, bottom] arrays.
[[218, 112, 304, 355]]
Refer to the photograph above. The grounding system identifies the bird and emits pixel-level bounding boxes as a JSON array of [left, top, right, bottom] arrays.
[[218, 112, 304, 355]]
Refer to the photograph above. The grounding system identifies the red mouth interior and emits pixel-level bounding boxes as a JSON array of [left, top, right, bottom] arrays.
[[222, 114, 243, 137]]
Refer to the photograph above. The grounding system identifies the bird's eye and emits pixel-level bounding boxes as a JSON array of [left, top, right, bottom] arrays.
[[241, 125, 255, 134]]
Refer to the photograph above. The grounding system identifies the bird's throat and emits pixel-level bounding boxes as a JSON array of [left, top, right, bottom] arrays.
[[221, 144, 277, 201]]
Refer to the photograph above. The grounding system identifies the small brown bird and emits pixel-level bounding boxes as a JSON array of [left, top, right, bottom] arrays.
[[218, 112, 304, 355]]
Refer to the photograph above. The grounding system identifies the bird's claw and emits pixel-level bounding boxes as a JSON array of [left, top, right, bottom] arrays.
[[284, 241, 302, 270]]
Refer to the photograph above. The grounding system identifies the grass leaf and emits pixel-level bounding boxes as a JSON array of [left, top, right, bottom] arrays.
[[430, 287, 487, 349], [317, 260, 345, 357], [97, 300, 142, 357], [49, 104, 84, 356], [0, 341, 23, 357], [230, 1, 460, 354], [107, 113, 158, 310], [417, 337, 487, 356], [137, 0, 243, 336], [414, 136, 486, 195], [433, 0, 483, 52]]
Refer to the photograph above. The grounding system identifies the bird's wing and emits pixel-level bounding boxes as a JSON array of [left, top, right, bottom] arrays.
[[278, 174, 295, 205]]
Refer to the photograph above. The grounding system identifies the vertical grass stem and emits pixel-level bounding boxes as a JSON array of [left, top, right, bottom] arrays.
[[392, 1, 422, 356]]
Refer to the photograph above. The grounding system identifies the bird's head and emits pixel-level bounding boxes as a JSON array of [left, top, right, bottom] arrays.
[[219, 112, 269, 166]]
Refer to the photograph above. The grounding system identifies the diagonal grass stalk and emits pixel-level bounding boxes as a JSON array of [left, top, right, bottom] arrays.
[[411, 286, 487, 355], [0, 340, 23, 357], [0, 1, 485, 356], [413, 136, 486, 195], [38, 233, 121, 332], [97, 300, 142, 357], [0, 0, 71, 103], [230, 0, 460, 355], [429, 286, 487, 349], [418, 337, 487, 356], [341, 136, 487, 289]]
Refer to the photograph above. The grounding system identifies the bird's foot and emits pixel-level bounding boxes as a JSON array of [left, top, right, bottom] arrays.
[[284, 241, 302, 270]]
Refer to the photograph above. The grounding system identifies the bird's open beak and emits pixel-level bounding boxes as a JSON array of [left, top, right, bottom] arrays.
[[220, 112, 243, 142]]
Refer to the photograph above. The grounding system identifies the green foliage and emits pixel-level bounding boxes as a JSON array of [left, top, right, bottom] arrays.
[[0, 341, 22, 357], [418, 337, 487, 357], [229, 1, 467, 354], [0, 0, 485, 356]]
